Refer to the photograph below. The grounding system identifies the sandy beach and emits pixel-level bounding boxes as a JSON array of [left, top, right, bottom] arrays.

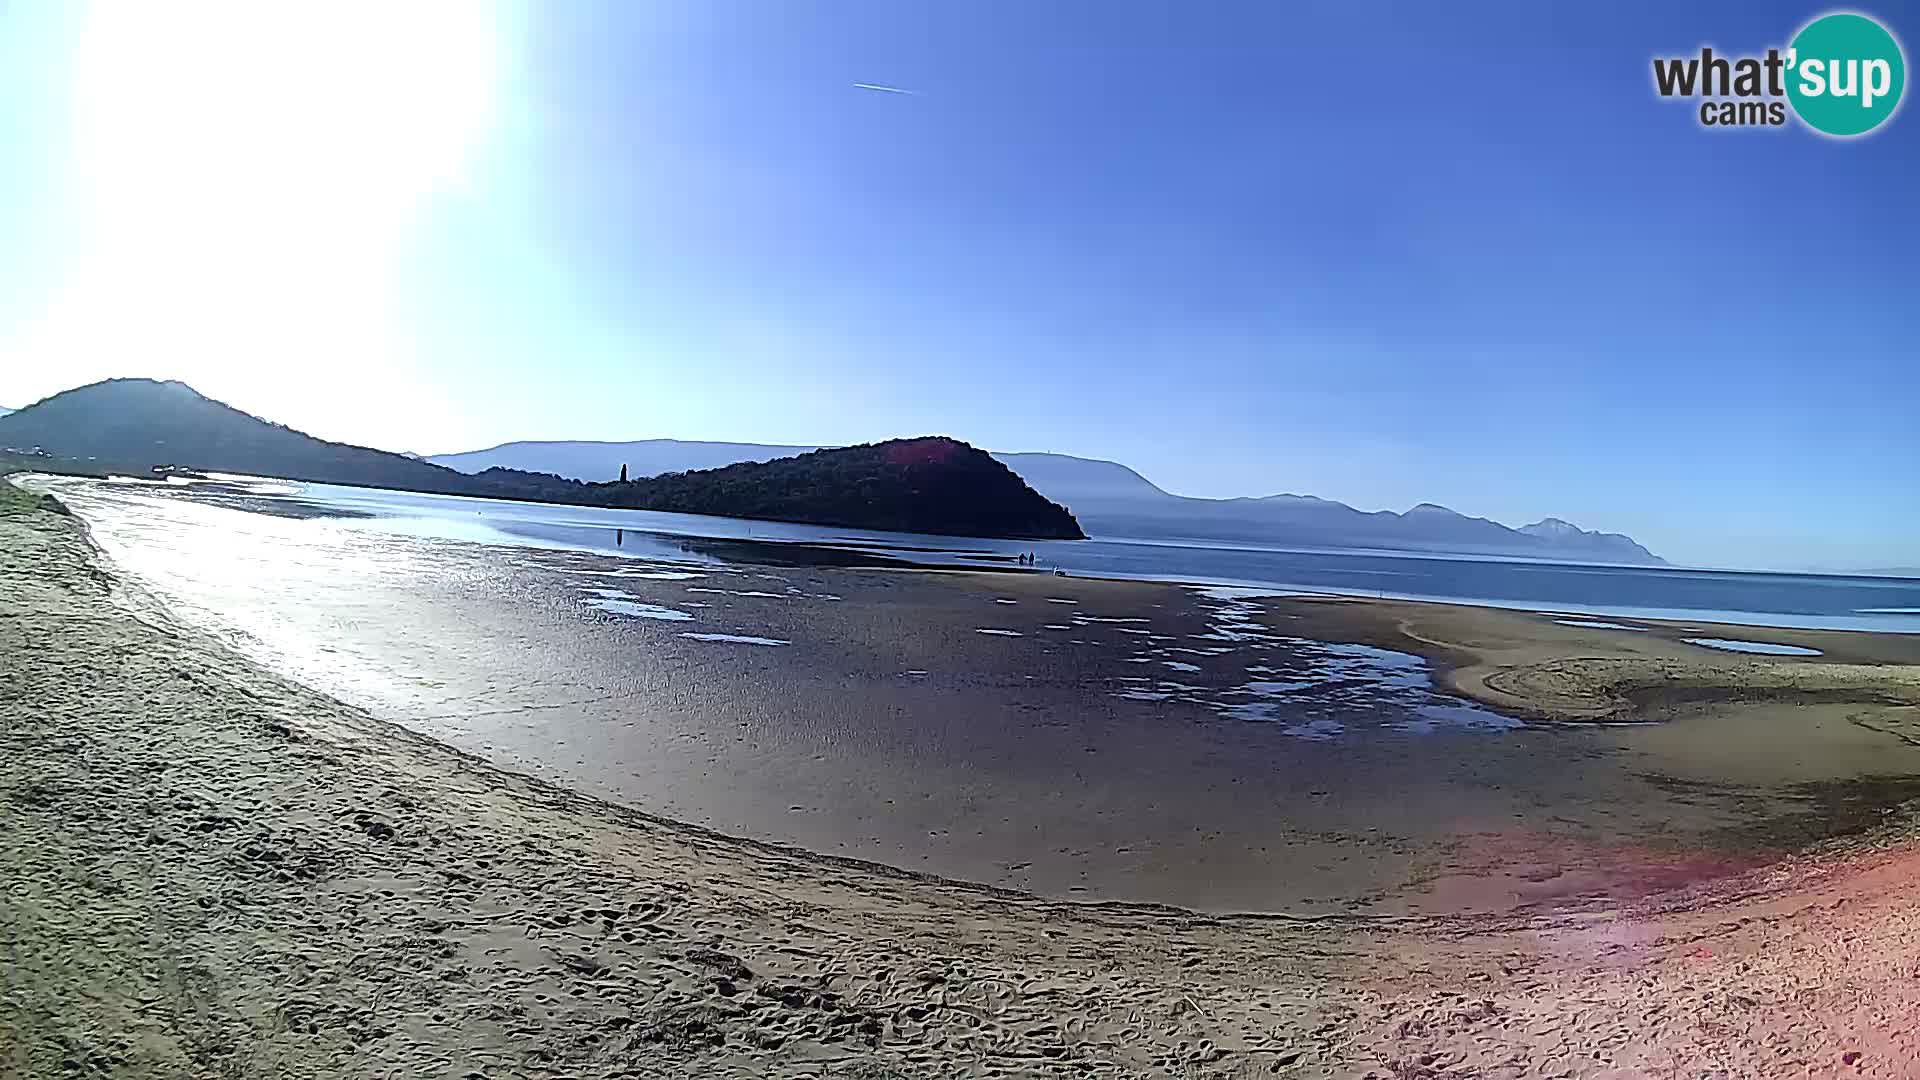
[[30, 473, 1920, 919], [7, 489, 1920, 1077]]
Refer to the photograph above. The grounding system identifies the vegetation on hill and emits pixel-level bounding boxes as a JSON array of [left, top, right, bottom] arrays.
[[0, 380, 1084, 540], [0, 379, 484, 493], [585, 438, 1083, 539]]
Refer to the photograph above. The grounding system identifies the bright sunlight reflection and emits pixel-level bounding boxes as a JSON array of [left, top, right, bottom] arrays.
[[33, 1, 502, 418]]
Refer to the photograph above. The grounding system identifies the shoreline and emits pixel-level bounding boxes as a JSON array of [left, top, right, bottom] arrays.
[[943, 564, 1920, 723], [23, 470, 1920, 636], [20, 471, 1920, 917], [9, 495, 1920, 1074], [5, 486, 1482, 927], [0, 492, 1391, 1078]]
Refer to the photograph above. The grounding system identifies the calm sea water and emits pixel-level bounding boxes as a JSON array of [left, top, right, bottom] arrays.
[[28, 471, 1920, 910], [78, 475, 1920, 633]]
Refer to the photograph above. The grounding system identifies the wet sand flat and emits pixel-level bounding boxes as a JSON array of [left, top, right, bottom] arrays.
[[0, 498, 1361, 1078], [11, 488, 1920, 1077], [28, 474, 1920, 915]]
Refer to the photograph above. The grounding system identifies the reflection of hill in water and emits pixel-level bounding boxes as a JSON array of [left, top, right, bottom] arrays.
[[536, 519, 1013, 572]]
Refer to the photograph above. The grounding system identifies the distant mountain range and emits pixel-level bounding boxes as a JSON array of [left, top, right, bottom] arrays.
[[0, 378, 1658, 560], [0, 380, 1081, 540], [0, 407, 13, 418], [430, 439, 1665, 564]]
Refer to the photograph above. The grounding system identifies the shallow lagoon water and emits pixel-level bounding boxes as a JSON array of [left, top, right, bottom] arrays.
[[1152, 589, 1523, 737], [682, 632, 790, 646], [1684, 637, 1825, 657], [146, 476, 1920, 633], [29, 473, 1920, 913], [582, 589, 695, 621]]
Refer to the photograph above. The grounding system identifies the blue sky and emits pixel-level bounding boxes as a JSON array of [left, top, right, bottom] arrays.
[[0, 1, 1914, 570]]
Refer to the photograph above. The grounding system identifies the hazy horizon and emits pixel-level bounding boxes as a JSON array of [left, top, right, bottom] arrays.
[[1, 2, 1913, 570]]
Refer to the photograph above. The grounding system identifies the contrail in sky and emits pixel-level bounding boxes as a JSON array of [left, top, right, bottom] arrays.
[[853, 82, 917, 95]]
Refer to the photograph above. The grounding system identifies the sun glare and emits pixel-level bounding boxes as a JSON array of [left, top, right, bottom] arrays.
[[36, 0, 503, 433]]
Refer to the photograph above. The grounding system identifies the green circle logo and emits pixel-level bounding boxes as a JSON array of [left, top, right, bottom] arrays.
[[1787, 12, 1906, 136]]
